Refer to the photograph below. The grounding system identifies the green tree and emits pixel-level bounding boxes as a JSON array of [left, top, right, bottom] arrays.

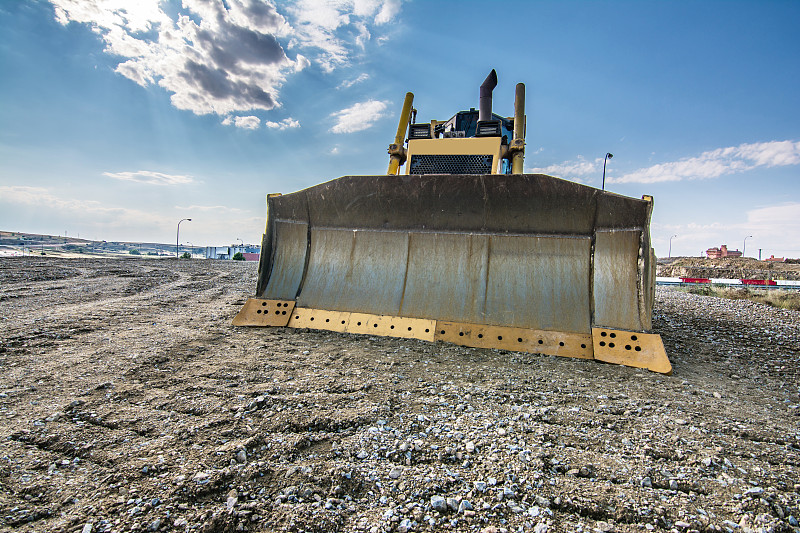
[[181, 252, 191, 259], [129, 249, 141, 255], [232, 252, 244, 261]]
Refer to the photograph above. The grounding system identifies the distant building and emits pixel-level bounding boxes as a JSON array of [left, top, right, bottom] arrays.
[[204, 245, 260, 260], [765, 255, 785, 262], [205, 246, 232, 260], [706, 244, 742, 259]]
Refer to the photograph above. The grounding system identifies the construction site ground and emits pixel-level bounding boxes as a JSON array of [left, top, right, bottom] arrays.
[[0, 257, 798, 533]]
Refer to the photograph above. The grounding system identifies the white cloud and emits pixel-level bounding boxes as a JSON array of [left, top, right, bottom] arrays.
[[0, 185, 171, 225], [222, 115, 261, 129], [265, 117, 301, 130], [337, 72, 369, 89], [744, 202, 800, 248], [330, 99, 388, 133], [527, 156, 602, 181], [284, 0, 403, 72], [375, 0, 401, 24], [175, 204, 245, 213], [49, 0, 404, 115], [102, 170, 193, 185], [611, 140, 800, 184], [0, 185, 264, 245]]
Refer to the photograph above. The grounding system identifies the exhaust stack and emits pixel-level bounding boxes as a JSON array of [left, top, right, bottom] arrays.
[[479, 69, 497, 122]]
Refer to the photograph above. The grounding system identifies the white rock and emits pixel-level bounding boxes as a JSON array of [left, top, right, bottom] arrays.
[[226, 495, 237, 510], [431, 495, 447, 512]]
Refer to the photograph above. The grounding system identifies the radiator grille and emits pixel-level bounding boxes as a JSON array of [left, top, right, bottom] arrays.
[[409, 154, 493, 175]]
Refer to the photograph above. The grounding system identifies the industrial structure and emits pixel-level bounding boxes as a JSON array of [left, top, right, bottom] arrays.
[[706, 244, 742, 259]]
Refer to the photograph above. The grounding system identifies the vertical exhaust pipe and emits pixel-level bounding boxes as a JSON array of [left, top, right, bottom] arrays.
[[511, 82, 526, 174], [479, 69, 497, 122]]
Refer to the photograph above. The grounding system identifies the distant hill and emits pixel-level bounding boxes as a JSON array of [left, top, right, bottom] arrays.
[[0, 231, 179, 257], [657, 256, 800, 281]]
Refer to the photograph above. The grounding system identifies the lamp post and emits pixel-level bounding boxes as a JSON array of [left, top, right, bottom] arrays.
[[668, 234, 677, 258], [743, 235, 752, 258], [602, 153, 613, 191], [177, 218, 191, 258]]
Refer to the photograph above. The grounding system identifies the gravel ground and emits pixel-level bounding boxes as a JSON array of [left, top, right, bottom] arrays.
[[0, 257, 798, 533]]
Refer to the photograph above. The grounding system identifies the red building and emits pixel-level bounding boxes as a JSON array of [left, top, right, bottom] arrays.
[[706, 244, 742, 259]]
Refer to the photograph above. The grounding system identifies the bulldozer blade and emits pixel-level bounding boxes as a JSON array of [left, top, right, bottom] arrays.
[[591, 327, 671, 375], [232, 299, 295, 327], [237, 173, 671, 374]]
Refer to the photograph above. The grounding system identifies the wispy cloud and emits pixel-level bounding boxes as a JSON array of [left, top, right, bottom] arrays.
[[102, 170, 193, 185], [0, 186, 263, 244], [338, 73, 369, 89], [222, 115, 261, 129], [265, 117, 300, 130], [330, 99, 389, 133], [0, 185, 171, 225], [527, 156, 603, 181], [285, 1, 401, 72], [611, 140, 800, 184], [652, 202, 800, 258], [49, 0, 404, 116], [745, 202, 800, 235], [174, 205, 245, 213]]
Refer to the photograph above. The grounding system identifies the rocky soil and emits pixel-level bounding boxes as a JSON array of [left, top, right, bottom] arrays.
[[657, 258, 800, 281], [0, 258, 798, 533]]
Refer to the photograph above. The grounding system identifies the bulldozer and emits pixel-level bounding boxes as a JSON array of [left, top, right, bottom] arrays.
[[234, 70, 671, 374]]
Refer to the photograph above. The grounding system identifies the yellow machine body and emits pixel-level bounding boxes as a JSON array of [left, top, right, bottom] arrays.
[[404, 138, 504, 175]]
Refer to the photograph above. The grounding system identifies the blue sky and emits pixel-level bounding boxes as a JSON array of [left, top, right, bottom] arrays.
[[1, 0, 799, 258]]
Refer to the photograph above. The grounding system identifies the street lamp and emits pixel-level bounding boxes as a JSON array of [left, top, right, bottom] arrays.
[[668, 234, 678, 258], [177, 218, 191, 258], [602, 153, 613, 191], [743, 235, 753, 258]]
